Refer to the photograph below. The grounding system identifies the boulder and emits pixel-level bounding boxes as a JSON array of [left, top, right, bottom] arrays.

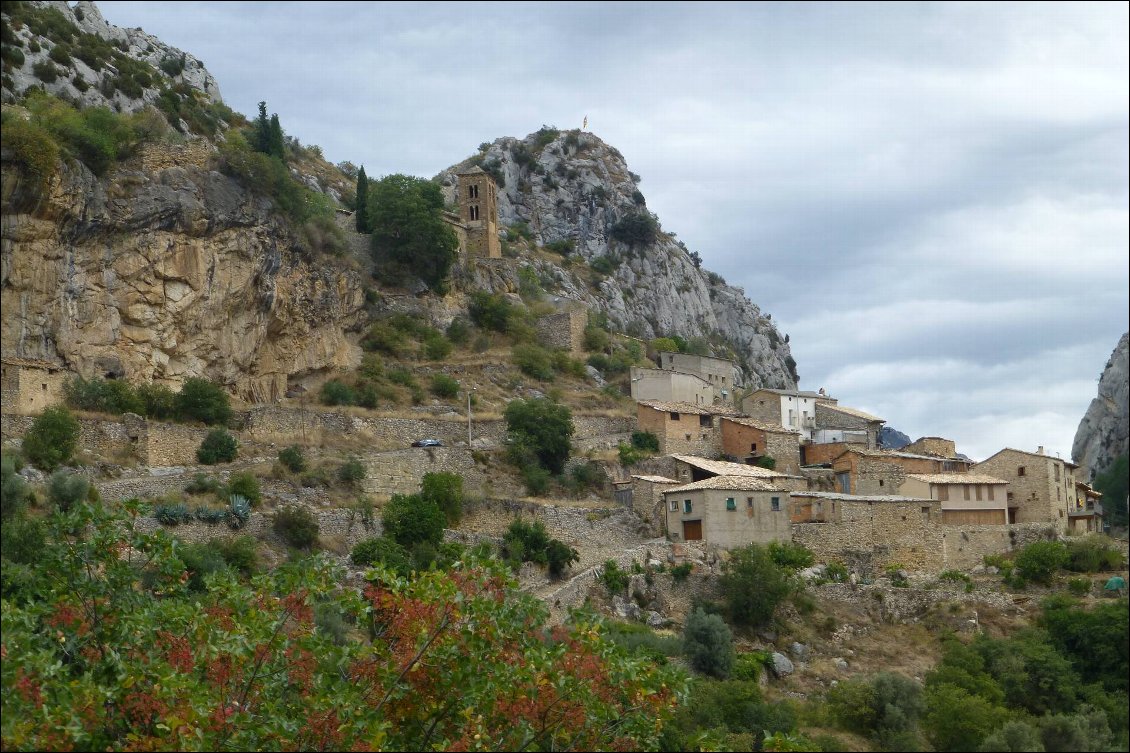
[[789, 642, 810, 661], [770, 652, 794, 677]]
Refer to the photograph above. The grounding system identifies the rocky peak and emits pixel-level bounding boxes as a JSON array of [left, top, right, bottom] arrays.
[[438, 128, 798, 389], [1073, 332, 1129, 479], [2, 1, 222, 114]]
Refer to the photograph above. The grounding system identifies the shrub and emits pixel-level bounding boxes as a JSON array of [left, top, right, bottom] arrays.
[[176, 540, 228, 592], [23, 406, 80, 472], [382, 494, 444, 550], [512, 343, 556, 380], [768, 541, 815, 571], [1067, 577, 1092, 596], [683, 608, 734, 678], [47, 470, 90, 513], [671, 562, 693, 583], [175, 377, 232, 426], [64, 375, 143, 414], [338, 457, 365, 488], [468, 291, 514, 333], [184, 473, 223, 496], [419, 471, 463, 525], [825, 561, 849, 583], [1065, 536, 1123, 573], [754, 455, 777, 470], [590, 255, 618, 276], [609, 211, 659, 247], [546, 539, 579, 579], [1, 455, 31, 521], [520, 464, 551, 496], [1015, 541, 1069, 585], [568, 461, 605, 493], [136, 382, 176, 420], [226, 472, 261, 506], [504, 398, 574, 475], [430, 374, 460, 399], [227, 495, 251, 529], [319, 379, 356, 406], [617, 443, 645, 467], [630, 431, 660, 452], [445, 318, 471, 345], [273, 505, 319, 549], [351, 536, 412, 576], [278, 445, 306, 473], [599, 560, 630, 595], [213, 535, 257, 575], [719, 543, 795, 627], [731, 652, 769, 682], [422, 333, 453, 361], [196, 429, 238, 465], [2, 117, 60, 181]]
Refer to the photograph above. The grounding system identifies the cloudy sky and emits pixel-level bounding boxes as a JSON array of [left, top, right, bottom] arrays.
[[99, 1, 1129, 462]]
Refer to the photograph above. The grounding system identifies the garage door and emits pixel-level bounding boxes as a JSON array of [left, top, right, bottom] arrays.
[[683, 520, 703, 540], [942, 509, 1005, 525]]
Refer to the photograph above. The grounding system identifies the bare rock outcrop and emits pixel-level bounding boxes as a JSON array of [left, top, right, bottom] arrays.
[[1073, 332, 1129, 479]]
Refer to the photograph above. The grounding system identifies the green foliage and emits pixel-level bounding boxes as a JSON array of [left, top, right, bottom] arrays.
[[218, 129, 330, 225], [154, 502, 192, 525], [445, 318, 471, 345], [719, 543, 795, 627], [923, 683, 1010, 752], [1, 114, 59, 181], [504, 397, 574, 475], [422, 332, 453, 360], [671, 562, 694, 583], [1065, 535, 1124, 573], [468, 291, 515, 333], [47, 470, 89, 513], [754, 455, 777, 470], [0, 498, 684, 750], [429, 373, 460, 399], [546, 539, 579, 579], [23, 405, 80, 471], [319, 379, 357, 406], [590, 255, 619, 276], [226, 472, 260, 506], [1, 455, 30, 522], [196, 429, 237, 465], [599, 559, 630, 594], [617, 442, 646, 466], [1038, 596, 1128, 693], [368, 174, 458, 293], [136, 382, 176, 420], [273, 505, 319, 549], [183, 473, 223, 496], [731, 651, 769, 682], [827, 673, 923, 748], [338, 457, 365, 488], [825, 561, 849, 583], [768, 541, 815, 571], [519, 464, 551, 496], [227, 494, 251, 529], [650, 336, 679, 354], [1067, 577, 1092, 596], [420, 471, 463, 525], [502, 518, 550, 565], [174, 377, 232, 426], [630, 430, 660, 452], [978, 720, 1045, 752], [355, 165, 369, 232], [1015, 540, 1069, 584], [19, 92, 149, 176], [176, 539, 229, 592], [1093, 454, 1128, 527], [683, 608, 734, 678], [382, 493, 445, 550], [153, 83, 236, 137], [659, 678, 797, 752], [604, 621, 682, 664], [610, 211, 659, 247], [278, 445, 307, 473], [351, 536, 412, 576], [512, 343, 556, 380]]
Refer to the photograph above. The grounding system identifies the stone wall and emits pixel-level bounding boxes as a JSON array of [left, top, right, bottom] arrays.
[[535, 310, 586, 354], [2, 412, 137, 461], [572, 414, 635, 451], [904, 437, 957, 457], [630, 477, 677, 536], [803, 441, 858, 467], [142, 421, 210, 466], [361, 446, 524, 499], [136, 140, 215, 172]]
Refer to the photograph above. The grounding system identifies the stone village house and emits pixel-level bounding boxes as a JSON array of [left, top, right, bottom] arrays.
[[975, 447, 1080, 532], [663, 475, 792, 547]]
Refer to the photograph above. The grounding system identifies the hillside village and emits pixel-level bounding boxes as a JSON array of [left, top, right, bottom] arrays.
[[2, 3, 1127, 751]]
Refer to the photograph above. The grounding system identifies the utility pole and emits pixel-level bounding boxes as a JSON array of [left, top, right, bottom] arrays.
[[467, 387, 476, 446]]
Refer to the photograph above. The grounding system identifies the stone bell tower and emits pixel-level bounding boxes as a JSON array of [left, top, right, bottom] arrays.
[[456, 166, 501, 258]]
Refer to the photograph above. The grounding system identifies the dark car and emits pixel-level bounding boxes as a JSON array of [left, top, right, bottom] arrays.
[[411, 439, 443, 448]]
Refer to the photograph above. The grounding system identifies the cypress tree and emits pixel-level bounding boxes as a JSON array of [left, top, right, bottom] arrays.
[[268, 114, 285, 160], [254, 101, 270, 154], [355, 165, 369, 232]]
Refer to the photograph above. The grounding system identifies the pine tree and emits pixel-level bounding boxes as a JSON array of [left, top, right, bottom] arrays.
[[254, 101, 270, 154], [268, 114, 285, 160], [355, 165, 369, 232]]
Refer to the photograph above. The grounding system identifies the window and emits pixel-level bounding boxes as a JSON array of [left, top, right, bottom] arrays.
[[1054, 464, 1060, 481], [670, 412, 680, 421], [963, 486, 971, 501], [726, 497, 736, 511], [699, 414, 712, 428], [750, 443, 757, 452], [1018, 466, 1026, 477], [987, 486, 994, 501], [470, 205, 480, 220], [771, 497, 781, 511], [975, 485, 983, 501], [684, 500, 693, 514], [1057, 487, 1061, 501], [1007, 492, 1014, 501], [879, 479, 884, 487], [685, 434, 691, 441], [747, 497, 754, 508], [937, 485, 949, 502], [669, 500, 678, 512], [41, 383, 47, 390]]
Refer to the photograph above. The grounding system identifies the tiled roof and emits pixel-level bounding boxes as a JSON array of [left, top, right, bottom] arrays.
[[664, 475, 786, 494], [631, 475, 678, 484], [721, 416, 801, 434], [670, 454, 799, 478], [750, 388, 831, 399], [907, 473, 1008, 485], [978, 448, 1079, 467], [819, 403, 885, 422], [837, 447, 972, 463], [636, 400, 741, 416], [791, 491, 934, 503]]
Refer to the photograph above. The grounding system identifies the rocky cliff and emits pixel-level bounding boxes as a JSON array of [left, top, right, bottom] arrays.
[[2, 1, 221, 114], [1072, 332, 1129, 479], [1, 151, 366, 402], [438, 130, 797, 390]]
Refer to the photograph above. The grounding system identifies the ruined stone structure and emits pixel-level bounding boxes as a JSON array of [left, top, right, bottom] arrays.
[[0, 357, 69, 415], [456, 167, 501, 258], [903, 436, 958, 457], [975, 447, 1078, 531], [535, 305, 587, 354], [135, 139, 215, 172], [720, 416, 803, 473], [628, 474, 679, 536]]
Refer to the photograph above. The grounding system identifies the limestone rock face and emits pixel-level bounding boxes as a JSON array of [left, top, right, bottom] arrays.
[[1073, 332, 1129, 479], [1, 156, 366, 402], [3, 1, 222, 112], [439, 130, 797, 389]]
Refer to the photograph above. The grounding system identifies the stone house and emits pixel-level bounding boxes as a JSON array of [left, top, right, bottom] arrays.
[[668, 453, 807, 492], [740, 388, 837, 440], [976, 447, 1079, 531], [719, 416, 803, 474], [628, 474, 679, 536], [812, 403, 884, 449], [455, 167, 501, 258], [0, 356, 69, 415], [898, 473, 1010, 525], [663, 475, 791, 547], [1069, 482, 1104, 533], [535, 303, 587, 354], [629, 366, 716, 406], [831, 447, 974, 496], [654, 352, 739, 403], [635, 400, 740, 456]]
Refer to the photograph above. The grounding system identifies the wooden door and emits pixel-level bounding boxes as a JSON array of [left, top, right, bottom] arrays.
[[683, 520, 703, 541]]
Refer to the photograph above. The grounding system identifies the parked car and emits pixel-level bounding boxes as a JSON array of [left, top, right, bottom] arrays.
[[411, 439, 443, 448]]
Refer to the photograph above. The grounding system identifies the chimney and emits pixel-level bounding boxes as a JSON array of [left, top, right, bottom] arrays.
[[1036, 446, 1045, 455]]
